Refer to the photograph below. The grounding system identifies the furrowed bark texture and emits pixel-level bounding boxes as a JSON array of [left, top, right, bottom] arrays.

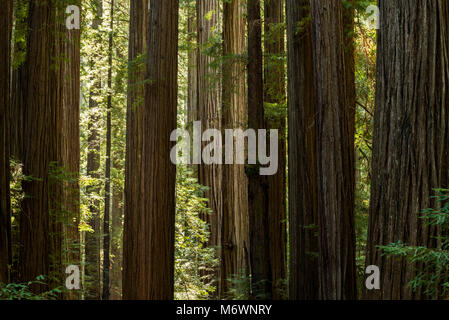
[[247, 0, 270, 299], [286, 0, 319, 300], [196, 0, 223, 294], [365, 0, 449, 300], [0, 0, 13, 285], [19, 1, 79, 292], [264, 0, 287, 300], [10, 3, 27, 161], [221, 0, 249, 298], [124, 0, 179, 300], [310, 0, 357, 300], [62, 0, 81, 300], [123, 0, 147, 300]]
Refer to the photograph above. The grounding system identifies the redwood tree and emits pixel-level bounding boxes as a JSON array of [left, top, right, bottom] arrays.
[[221, 0, 249, 297], [310, 0, 357, 300], [264, 0, 287, 299], [123, 0, 147, 300], [247, 0, 270, 299], [286, 0, 319, 300], [365, 0, 449, 300], [0, 0, 13, 285], [196, 0, 223, 293], [19, 0, 81, 292], [123, 0, 179, 300], [62, 1, 82, 300]]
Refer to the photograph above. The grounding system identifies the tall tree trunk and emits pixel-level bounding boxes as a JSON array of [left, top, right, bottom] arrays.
[[310, 0, 357, 300], [103, 0, 114, 300], [365, 0, 449, 300], [221, 0, 249, 298], [10, 1, 28, 161], [264, 0, 287, 299], [124, 0, 179, 300], [188, 5, 198, 176], [62, 0, 81, 300], [343, 0, 356, 148], [110, 156, 123, 300], [19, 0, 74, 292], [123, 0, 147, 300], [196, 0, 223, 295], [247, 0, 270, 299], [0, 0, 13, 285], [286, 0, 319, 300], [85, 0, 103, 300]]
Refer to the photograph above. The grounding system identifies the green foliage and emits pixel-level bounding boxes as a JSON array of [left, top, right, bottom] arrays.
[[12, 0, 29, 69], [380, 189, 449, 299], [175, 166, 218, 300], [0, 276, 62, 300], [353, 0, 377, 297], [225, 272, 251, 300]]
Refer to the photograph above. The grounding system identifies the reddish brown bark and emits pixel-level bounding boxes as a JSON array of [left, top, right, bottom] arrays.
[[365, 0, 449, 300], [123, 0, 179, 300], [61, 1, 81, 300], [247, 0, 270, 299], [196, 0, 223, 294], [310, 0, 357, 299], [221, 0, 249, 298], [123, 0, 147, 300], [286, 0, 319, 300], [0, 0, 13, 285], [19, 1, 80, 293], [264, 0, 287, 299]]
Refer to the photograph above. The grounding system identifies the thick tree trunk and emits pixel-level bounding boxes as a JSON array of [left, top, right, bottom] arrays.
[[0, 0, 13, 285], [62, 1, 81, 300], [286, 0, 319, 300], [196, 0, 223, 295], [365, 0, 449, 300], [264, 0, 287, 300], [19, 0, 78, 292], [247, 0, 270, 299], [124, 0, 179, 300], [103, 0, 114, 300], [85, 0, 103, 299], [123, 0, 147, 300], [310, 0, 357, 300], [221, 0, 249, 298]]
